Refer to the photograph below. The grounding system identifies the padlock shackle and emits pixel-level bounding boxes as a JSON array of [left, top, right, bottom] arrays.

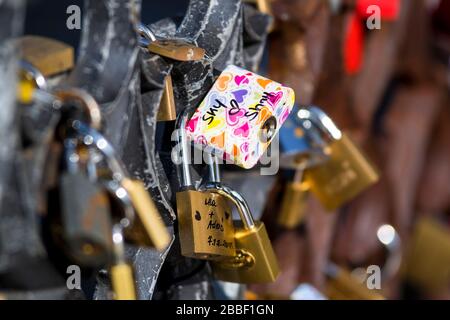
[[200, 182, 256, 230], [297, 106, 342, 142], [112, 224, 127, 265], [54, 88, 102, 130], [72, 121, 127, 179], [69, 121, 137, 226], [175, 107, 195, 188], [19, 59, 48, 90], [137, 23, 157, 45], [206, 153, 221, 183]]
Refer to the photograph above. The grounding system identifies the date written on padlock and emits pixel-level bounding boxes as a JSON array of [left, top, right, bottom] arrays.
[[185, 65, 295, 169], [177, 185, 235, 260]]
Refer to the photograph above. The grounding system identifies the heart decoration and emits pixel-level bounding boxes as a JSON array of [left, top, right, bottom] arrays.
[[235, 75, 249, 86], [186, 116, 199, 132], [232, 89, 248, 103], [211, 132, 225, 148], [281, 108, 290, 123], [195, 135, 208, 146], [206, 117, 225, 131], [257, 78, 272, 89], [233, 122, 250, 138], [232, 144, 239, 157], [240, 142, 249, 153], [256, 106, 271, 125], [267, 91, 283, 107], [226, 108, 245, 126], [217, 73, 232, 91], [207, 92, 226, 106]]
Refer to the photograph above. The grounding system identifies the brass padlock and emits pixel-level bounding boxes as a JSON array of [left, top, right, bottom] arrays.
[[205, 182, 280, 283], [401, 217, 450, 293], [175, 109, 235, 260], [299, 107, 379, 211], [138, 23, 205, 62], [325, 263, 385, 300], [277, 171, 309, 229], [110, 224, 137, 300], [157, 75, 177, 122], [72, 121, 171, 251], [16, 35, 74, 78], [277, 151, 324, 229], [59, 139, 114, 267]]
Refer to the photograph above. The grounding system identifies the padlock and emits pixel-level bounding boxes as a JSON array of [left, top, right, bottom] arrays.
[[325, 263, 385, 300], [401, 218, 450, 293], [298, 106, 379, 211], [109, 224, 137, 300], [72, 121, 171, 251], [203, 181, 280, 283], [277, 168, 310, 229], [175, 108, 235, 260], [16, 35, 74, 78], [59, 138, 113, 267], [185, 64, 295, 169], [138, 23, 205, 62], [157, 74, 177, 121]]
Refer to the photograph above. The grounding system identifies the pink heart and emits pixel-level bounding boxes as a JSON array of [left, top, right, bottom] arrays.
[[186, 116, 199, 132], [196, 135, 208, 146], [267, 92, 283, 107], [240, 142, 249, 153], [233, 122, 250, 138], [235, 75, 249, 86], [281, 108, 290, 123], [227, 108, 246, 126]]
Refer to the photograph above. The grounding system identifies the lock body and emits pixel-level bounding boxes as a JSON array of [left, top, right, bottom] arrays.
[[157, 75, 177, 121], [110, 263, 137, 300], [304, 133, 379, 211], [212, 221, 279, 283], [277, 180, 309, 229], [121, 178, 170, 251], [326, 266, 384, 300], [148, 39, 205, 61], [60, 172, 113, 267], [402, 218, 450, 293], [17, 35, 74, 77], [177, 189, 235, 260]]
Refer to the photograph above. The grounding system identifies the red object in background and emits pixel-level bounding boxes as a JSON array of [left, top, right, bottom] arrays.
[[344, 0, 402, 75], [356, 0, 401, 21], [344, 13, 364, 75]]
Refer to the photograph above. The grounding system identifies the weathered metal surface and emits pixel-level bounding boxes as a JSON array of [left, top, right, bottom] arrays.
[[142, 0, 272, 300], [0, 0, 271, 300]]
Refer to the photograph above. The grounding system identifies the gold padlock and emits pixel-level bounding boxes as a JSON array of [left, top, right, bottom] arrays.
[[299, 107, 379, 211], [71, 121, 171, 252], [175, 109, 235, 260], [401, 217, 450, 293], [325, 263, 385, 300], [157, 75, 177, 122], [138, 24, 205, 62], [206, 183, 280, 283], [16, 35, 74, 78], [121, 178, 171, 251], [110, 224, 136, 300], [277, 179, 309, 229], [277, 153, 317, 229]]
